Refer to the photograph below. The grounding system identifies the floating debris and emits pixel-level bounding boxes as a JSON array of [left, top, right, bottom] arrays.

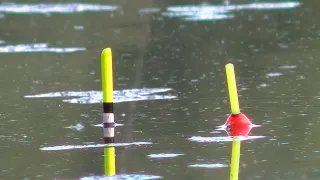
[[0, 43, 85, 53], [25, 88, 176, 104], [0, 3, 119, 14]]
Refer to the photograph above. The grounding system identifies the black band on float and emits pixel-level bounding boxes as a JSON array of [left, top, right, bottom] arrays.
[[104, 137, 115, 144], [103, 122, 115, 128], [103, 102, 113, 113]]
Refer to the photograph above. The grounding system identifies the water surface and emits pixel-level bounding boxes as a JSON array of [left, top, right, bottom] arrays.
[[1, 0, 320, 179]]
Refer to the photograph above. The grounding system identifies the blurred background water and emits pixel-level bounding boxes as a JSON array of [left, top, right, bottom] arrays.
[[1, 0, 320, 179]]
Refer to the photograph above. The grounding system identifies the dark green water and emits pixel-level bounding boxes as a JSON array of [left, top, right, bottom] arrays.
[[1, 0, 320, 179]]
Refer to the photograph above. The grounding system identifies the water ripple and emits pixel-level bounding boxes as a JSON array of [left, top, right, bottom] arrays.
[[0, 43, 85, 53], [40, 142, 152, 151], [0, 3, 118, 14], [25, 88, 176, 104]]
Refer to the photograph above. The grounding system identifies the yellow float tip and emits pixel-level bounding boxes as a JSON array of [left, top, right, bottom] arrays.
[[225, 63, 240, 115]]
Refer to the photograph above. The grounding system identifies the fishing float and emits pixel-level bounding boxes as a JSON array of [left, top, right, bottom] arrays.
[[101, 48, 116, 176], [224, 63, 252, 180]]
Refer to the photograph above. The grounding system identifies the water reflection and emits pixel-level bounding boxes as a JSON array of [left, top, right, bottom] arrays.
[[140, 1, 301, 21], [0, 43, 85, 53], [0, 3, 118, 14], [25, 88, 176, 104]]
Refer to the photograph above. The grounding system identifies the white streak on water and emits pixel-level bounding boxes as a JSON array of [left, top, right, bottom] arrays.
[[147, 153, 184, 158], [93, 123, 124, 127], [140, 2, 301, 21], [257, 83, 270, 88], [183, 14, 234, 21], [25, 88, 176, 104], [265, 72, 283, 78], [215, 124, 262, 131], [80, 174, 162, 180], [64, 123, 84, 131], [188, 136, 265, 142], [0, 43, 85, 53], [40, 142, 152, 151], [166, 2, 301, 12], [279, 65, 296, 69], [0, 3, 119, 14], [188, 163, 228, 168], [138, 8, 161, 14]]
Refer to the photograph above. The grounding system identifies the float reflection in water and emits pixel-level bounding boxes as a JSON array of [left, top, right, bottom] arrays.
[[0, 43, 85, 53], [24, 88, 176, 104], [0, 3, 119, 14], [139, 1, 301, 21]]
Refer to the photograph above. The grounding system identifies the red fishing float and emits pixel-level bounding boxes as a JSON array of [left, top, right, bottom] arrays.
[[224, 63, 254, 137], [225, 113, 253, 136]]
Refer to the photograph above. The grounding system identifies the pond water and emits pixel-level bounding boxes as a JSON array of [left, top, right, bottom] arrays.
[[1, 0, 320, 179]]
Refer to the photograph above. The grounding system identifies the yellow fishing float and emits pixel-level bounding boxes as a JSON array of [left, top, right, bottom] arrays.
[[101, 48, 116, 176]]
